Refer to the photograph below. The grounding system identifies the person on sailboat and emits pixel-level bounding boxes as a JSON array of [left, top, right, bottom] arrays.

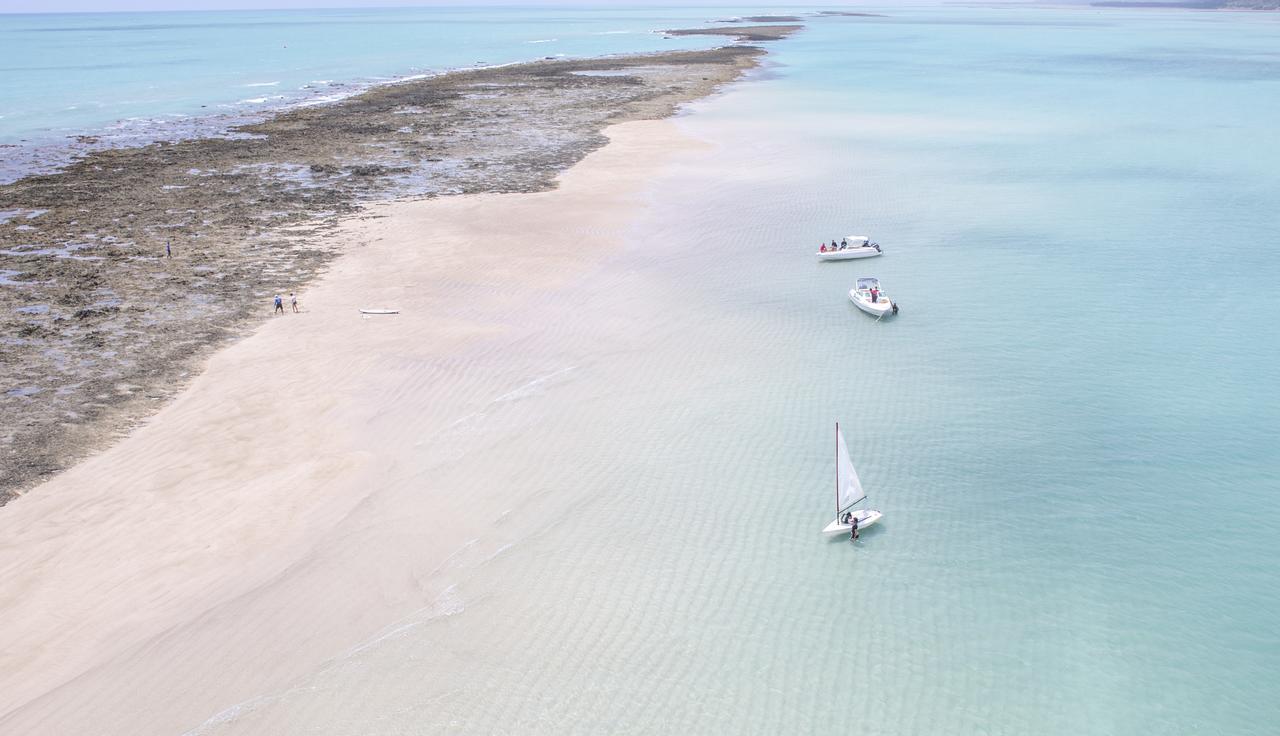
[[850, 515, 860, 541]]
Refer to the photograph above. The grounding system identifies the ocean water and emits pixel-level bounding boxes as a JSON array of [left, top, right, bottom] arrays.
[[22, 5, 1280, 734], [0, 5, 737, 179]]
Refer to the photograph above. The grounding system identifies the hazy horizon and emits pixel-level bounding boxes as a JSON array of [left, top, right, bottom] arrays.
[[2, 1, 930, 15]]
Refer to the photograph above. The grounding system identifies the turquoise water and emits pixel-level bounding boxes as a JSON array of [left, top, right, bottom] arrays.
[[179, 6, 1280, 734], [0, 5, 734, 177], [14, 5, 1280, 734]]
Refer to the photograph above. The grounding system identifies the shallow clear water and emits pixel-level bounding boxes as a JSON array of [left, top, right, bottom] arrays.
[[40, 5, 1280, 734]]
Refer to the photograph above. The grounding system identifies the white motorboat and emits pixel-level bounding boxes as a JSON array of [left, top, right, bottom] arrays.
[[821, 422, 883, 538], [849, 277, 896, 318], [817, 235, 882, 261]]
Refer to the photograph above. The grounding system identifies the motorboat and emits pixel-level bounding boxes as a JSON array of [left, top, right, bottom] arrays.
[[817, 235, 882, 261], [820, 422, 883, 538], [849, 277, 896, 318]]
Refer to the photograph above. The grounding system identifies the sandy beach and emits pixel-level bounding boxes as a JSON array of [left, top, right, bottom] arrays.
[[0, 119, 708, 733], [0, 41, 776, 503]]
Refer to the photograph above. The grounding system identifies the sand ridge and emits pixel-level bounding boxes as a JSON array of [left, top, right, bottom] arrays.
[[0, 119, 711, 735], [0, 46, 767, 503]]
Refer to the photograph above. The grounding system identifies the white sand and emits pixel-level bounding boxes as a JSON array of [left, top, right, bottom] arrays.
[[0, 120, 704, 734]]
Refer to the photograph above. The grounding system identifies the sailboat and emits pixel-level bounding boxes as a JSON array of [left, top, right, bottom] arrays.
[[821, 422, 883, 537]]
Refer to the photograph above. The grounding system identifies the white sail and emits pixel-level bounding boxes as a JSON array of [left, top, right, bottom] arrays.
[[836, 425, 866, 513]]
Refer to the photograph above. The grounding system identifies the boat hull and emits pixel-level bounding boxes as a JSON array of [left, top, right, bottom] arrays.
[[821, 509, 883, 537], [849, 289, 893, 318], [817, 247, 882, 261]]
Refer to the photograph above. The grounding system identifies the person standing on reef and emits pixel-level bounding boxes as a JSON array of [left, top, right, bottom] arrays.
[[274, 294, 284, 315], [290, 293, 299, 313]]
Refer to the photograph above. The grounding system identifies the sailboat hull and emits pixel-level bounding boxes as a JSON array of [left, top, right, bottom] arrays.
[[821, 508, 883, 537]]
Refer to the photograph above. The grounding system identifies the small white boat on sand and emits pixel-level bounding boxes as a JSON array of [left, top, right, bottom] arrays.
[[360, 308, 399, 315], [817, 235, 882, 261], [821, 422, 883, 538], [849, 277, 896, 318]]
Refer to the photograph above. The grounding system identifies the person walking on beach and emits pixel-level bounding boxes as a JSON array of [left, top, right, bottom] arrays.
[[165, 240, 171, 258], [290, 292, 298, 313], [274, 294, 284, 315]]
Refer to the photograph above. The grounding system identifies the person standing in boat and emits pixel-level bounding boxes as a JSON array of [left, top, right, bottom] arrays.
[[870, 286, 879, 304]]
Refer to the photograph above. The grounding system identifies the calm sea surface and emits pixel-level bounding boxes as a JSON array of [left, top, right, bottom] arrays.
[[13, 4, 1280, 734]]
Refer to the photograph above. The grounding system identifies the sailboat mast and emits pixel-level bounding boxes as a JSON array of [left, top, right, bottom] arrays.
[[835, 421, 840, 520]]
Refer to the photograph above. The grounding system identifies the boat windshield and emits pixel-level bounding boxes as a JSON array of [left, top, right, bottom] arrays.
[[856, 278, 880, 290]]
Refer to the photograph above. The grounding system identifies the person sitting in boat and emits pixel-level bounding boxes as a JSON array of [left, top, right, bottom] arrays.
[[841, 238, 848, 248], [834, 240, 843, 250], [820, 243, 827, 252], [841, 511, 852, 525]]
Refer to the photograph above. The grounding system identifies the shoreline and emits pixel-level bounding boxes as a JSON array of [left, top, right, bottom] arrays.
[[0, 29, 799, 504], [0, 116, 717, 734], [0, 24, 793, 733], [0, 39, 741, 187]]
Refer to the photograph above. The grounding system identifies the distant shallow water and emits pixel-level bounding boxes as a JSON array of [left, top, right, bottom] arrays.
[[0, 6, 736, 183]]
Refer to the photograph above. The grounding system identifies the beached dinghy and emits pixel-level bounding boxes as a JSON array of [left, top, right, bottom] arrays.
[[849, 277, 896, 318], [359, 308, 399, 315], [817, 235, 882, 261], [821, 422, 883, 538]]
